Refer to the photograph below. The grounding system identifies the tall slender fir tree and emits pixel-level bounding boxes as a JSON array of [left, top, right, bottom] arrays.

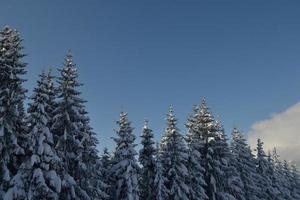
[[110, 112, 139, 200], [138, 120, 156, 200], [159, 107, 189, 200], [185, 105, 208, 200], [4, 70, 61, 200], [230, 128, 260, 200], [0, 26, 28, 199], [189, 99, 244, 200], [270, 148, 291, 200], [255, 139, 276, 200], [213, 121, 245, 200], [52, 52, 97, 199]]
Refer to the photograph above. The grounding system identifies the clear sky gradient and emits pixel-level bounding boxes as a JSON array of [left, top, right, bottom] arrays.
[[1, 0, 300, 151]]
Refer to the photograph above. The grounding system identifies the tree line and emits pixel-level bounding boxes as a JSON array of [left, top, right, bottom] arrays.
[[0, 26, 300, 200]]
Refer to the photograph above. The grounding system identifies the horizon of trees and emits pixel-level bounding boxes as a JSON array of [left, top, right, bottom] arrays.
[[1, 26, 300, 200]]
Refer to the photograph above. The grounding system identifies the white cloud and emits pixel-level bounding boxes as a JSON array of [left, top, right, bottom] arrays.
[[248, 102, 300, 166]]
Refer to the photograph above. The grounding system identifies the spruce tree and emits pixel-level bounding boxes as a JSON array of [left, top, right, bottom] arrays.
[[52, 53, 91, 199], [189, 100, 218, 200], [271, 149, 291, 200], [110, 112, 139, 200], [138, 120, 156, 200], [189, 99, 243, 200], [256, 139, 276, 200], [230, 128, 260, 200], [27, 71, 61, 200], [159, 107, 189, 200], [185, 105, 208, 200], [213, 121, 245, 200], [0, 26, 28, 199], [4, 71, 61, 200]]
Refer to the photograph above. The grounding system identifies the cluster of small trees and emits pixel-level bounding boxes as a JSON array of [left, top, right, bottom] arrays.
[[0, 26, 300, 200]]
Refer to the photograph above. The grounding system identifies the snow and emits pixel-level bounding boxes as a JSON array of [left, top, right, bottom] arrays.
[[46, 170, 62, 193], [1, 26, 300, 199]]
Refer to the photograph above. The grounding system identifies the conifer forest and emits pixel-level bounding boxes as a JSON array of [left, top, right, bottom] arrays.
[[1, 26, 300, 200]]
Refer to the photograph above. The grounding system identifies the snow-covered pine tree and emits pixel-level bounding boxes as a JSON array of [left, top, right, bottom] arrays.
[[255, 139, 276, 200], [213, 121, 245, 200], [27, 71, 62, 200], [110, 112, 139, 200], [191, 99, 218, 200], [0, 26, 28, 199], [271, 148, 292, 200], [138, 120, 156, 200], [185, 105, 208, 200], [5, 71, 62, 200], [153, 148, 168, 200], [230, 128, 261, 200], [52, 52, 91, 199], [189, 99, 244, 200], [159, 107, 189, 200]]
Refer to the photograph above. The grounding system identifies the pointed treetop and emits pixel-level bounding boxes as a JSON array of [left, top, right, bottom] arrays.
[[116, 111, 134, 133], [1, 26, 20, 41], [67, 49, 72, 57], [200, 97, 208, 108], [166, 106, 177, 123], [257, 138, 267, 158], [201, 97, 206, 104], [3, 25, 12, 30], [1, 25, 15, 35], [44, 68, 56, 93], [232, 126, 239, 133], [119, 111, 127, 118], [198, 97, 212, 117], [46, 68, 55, 81], [232, 127, 241, 140], [272, 147, 280, 161], [64, 50, 74, 66], [169, 105, 174, 114], [143, 119, 149, 129], [38, 70, 47, 82], [257, 138, 263, 145]]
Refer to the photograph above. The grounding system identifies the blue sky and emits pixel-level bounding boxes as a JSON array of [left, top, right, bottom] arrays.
[[1, 0, 300, 151]]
